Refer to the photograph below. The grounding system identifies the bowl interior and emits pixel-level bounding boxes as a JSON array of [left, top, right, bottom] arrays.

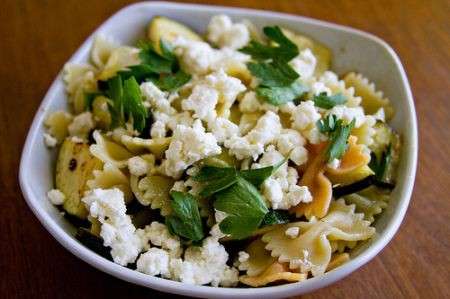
[[20, 2, 417, 298]]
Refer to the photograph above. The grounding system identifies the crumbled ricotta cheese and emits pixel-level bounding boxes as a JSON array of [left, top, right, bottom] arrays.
[[276, 129, 308, 166], [373, 107, 385, 122], [207, 15, 250, 50], [127, 156, 149, 177], [137, 247, 171, 277], [68, 111, 95, 139], [289, 48, 317, 79], [207, 117, 240, 143], [328, 105, 366, 128], [327, 158, 341, 169], [162, 120, 221, 178], [136, 221, 182, 257], [285, 226, 300, 239], [225, 111, 282, 160], [43, 133, 58, 148], [140, 81, 175, 115], [182, 84, 219, 120], [238, 251, 250, 263], [47, 189, 65, 205], [82, 188, 142, 266], [291, 100, 321, 131], [173, 37, 250, 76], [255, 147, 312, 210], [169, 237, 238, 287], [205, 69, 246, 110]]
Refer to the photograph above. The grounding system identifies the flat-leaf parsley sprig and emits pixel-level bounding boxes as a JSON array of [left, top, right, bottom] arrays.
[[240, 26, 308, 105], [317, 114, 356, 162]]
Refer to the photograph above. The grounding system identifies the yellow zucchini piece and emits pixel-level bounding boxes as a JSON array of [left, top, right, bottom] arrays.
[[327, 165, 374, 186], [147, 16, 202, 53], [201, 148, 238, 168], [56, 139, 103, 219], [281, 28, 331, 76]]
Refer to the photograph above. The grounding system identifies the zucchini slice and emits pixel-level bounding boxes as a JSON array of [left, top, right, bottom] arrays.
[[56, 139, 102, 219], [147, 16, 202, 52]]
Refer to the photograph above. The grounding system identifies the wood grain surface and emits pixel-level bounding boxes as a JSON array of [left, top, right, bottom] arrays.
[[1, 0, 449, 298]]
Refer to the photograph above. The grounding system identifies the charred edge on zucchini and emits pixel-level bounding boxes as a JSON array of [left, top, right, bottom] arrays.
[[76, 228, 113, 261], [333, 175, 395, 198], [68, 158, 77, 171]]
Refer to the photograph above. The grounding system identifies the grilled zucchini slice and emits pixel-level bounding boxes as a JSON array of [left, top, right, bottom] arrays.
[[56, 139, 102, 219], [147, 16, 202, 53]]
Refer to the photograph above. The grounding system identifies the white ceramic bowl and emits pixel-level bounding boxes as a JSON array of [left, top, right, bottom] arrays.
[[19, 2, 418, 298]]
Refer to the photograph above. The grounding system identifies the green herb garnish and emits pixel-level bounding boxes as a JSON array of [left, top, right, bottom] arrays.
[[317, 115, 355, 162], [257, 82, 309, 105], [193, 161, 286, 239], [242, 26, 308, 106], [240, 26, 298, 62], [214, 177, 268, 239], [166, 191, 204, 242], [106, 76, 148, 132], [313, 92, 347, 109], [261, 210, 290, 227]]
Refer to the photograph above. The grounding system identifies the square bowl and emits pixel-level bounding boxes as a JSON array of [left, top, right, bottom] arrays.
[[19, 1, 418, 298]]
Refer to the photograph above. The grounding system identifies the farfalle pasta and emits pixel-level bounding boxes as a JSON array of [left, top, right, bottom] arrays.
[[44, 14, 400, 288]]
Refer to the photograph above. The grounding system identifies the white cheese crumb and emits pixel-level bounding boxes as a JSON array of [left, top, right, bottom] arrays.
[[289, 48, 317, 79], [207, 117, 240, 143], [285, 226, 300, 239], [182, 84, 219, 120], [68, 111, 95, 139], [161, 120, 221, 178], [127, 156, 149, 177], [327, 158, 341, 169], [82, 188, 142, 266], [47, 189, 65, 205], [43, 133, 57, 148], [238, 251, 250, 263], [70, 136, 85, 143], [328, 105, 366, 128], [136, 221, 182, 257], [169, 237, 239, 287], [291, 100, 321, 131], [137, 247, 171, 277], [226, 111, 282, 160], [207, 15, 250, 50]]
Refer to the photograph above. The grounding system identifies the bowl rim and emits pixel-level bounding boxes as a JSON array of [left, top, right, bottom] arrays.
[[19, 1, 418, 298]]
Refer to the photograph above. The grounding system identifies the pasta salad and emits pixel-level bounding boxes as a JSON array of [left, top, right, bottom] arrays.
[[44, 15, 400, 288]]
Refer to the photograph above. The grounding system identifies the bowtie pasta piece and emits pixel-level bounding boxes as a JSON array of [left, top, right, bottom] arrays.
[[239, 262, 307, 287], [87, 162, 133, 203], [130, 175, 174, 216], [343, 72, 394, 119], [90, 131, 134, 168]]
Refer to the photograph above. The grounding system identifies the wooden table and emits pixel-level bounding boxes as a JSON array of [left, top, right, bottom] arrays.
[[1, 0, 449, 298]]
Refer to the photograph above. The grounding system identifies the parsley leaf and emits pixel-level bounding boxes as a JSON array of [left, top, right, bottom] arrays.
[[166, 191, 204, 241], [106, 76, 148, 132], [257, 82, 309, 106], [327, 118, 356, 162], [138, 40, 174, 74], [240, 26, 298, 62], [239, 158, 287, 187], [152, 70, 191, 92], [313, 92, 347, 109], [261, 210, 290, 227], [194, 166, 238, 197], [317, 114, 338, 133], [214, 177, 268, 239], [122, 77, 148, 132], [247, 60, 299, 87]]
